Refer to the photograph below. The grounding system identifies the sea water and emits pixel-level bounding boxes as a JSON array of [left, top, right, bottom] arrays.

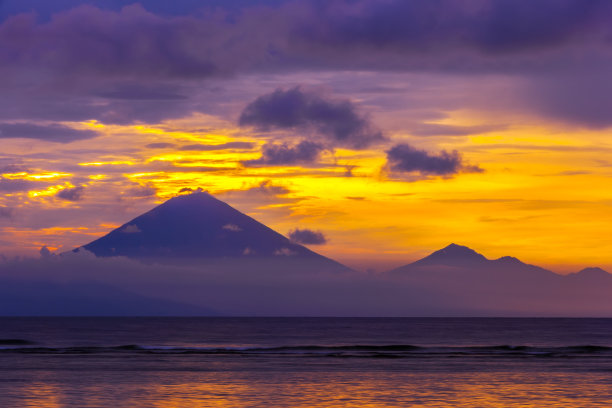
[[0, 317, 610, 407]]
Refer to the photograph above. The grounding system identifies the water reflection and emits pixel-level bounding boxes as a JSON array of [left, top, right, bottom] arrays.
[[19, 383, 62, 408], [5, 370, 611, 407]]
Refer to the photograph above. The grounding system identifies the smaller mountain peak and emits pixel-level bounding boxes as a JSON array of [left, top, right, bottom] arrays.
[[495, 255, 523, 264], [438, 243, 484, 257], [576, 267, 610, 277], [413, 243, 488, 266], [445, 243, 463, 249]]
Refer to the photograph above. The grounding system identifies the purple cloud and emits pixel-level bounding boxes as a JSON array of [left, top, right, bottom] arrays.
[[0, 123, 98, 143], [239, 88, 384, 149], [244, 140, 324, 166], [0, 177, 33, 192], [288, 228, 327, 245], [0, 1, 609, 127], [4, 1, 609, 78], [57, 186, 85, 201], [286, 0, 612, 72], [385, 144, 483, 176]]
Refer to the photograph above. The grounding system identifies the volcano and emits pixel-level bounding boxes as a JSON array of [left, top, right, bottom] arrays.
[[77, 191, 348, 271]]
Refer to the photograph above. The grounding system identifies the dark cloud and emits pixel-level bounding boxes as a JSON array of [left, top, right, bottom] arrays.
[[0, 5, 217, 80], [0, 123, 98, 143], [0, 177, 32, 192], [385, 143, 483, 176], [244, 140, 324, 166], [0, 163, 28, 173], [290, 0, 612, 66], [288, 228, 327, 245], [179, 142, 254, 151], [0, 1, 610, 127], [2, 1, 609, 78], [0, 5, 218, 124], [239, 88, 384, 149], [0, 206, 14, 219], [56, 186, 85, 201], [3, 0, 610, 60]]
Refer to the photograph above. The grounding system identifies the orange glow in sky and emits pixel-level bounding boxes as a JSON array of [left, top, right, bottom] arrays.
[[2, 98, 612, 274]]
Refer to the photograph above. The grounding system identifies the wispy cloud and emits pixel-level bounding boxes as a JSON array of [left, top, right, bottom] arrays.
[[0, 123, 99, 143], [289, 228, 327, 245]]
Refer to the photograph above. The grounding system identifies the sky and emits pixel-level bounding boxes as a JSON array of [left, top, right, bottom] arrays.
[[1, 0, 612, 273]]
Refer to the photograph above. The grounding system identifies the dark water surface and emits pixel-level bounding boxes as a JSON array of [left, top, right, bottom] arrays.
[[0, 318, 610, 407]]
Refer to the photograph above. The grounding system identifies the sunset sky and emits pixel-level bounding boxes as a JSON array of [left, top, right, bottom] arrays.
[[2, 0, 612, 273]]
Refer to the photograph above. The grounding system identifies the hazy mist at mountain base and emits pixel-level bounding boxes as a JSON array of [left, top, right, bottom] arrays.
[[1, 249, 611, 316]]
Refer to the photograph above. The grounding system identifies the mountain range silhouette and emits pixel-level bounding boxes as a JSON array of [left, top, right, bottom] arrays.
[[77, 192, 611, 280], [390, 243, 555, 276], [2, 191, 610, 316]]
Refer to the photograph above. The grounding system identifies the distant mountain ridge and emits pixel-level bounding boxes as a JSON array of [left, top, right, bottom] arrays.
[[389, 243, 611, 277], [571, 267, 610, 277], [385, 243, 612, 316], [391, 243, 557, 275]]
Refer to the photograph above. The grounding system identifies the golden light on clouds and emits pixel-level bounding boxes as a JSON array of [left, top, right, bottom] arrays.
[[0, 77, 611, 273], [28, 184, 72, 199], [79, 161, 136, 167], [2, 172, 72, 181]]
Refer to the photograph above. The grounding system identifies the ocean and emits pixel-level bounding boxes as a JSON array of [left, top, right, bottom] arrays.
[[0, 317, 610, 407]]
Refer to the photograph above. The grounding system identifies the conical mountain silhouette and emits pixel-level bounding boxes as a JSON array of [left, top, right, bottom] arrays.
[[80, 191, 346, 270]]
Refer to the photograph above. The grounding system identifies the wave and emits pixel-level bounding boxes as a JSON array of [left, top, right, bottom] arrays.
[[1, 343, 611, 358]]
